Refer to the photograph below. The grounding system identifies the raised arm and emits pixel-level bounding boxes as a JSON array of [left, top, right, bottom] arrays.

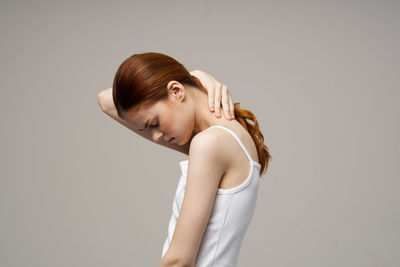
[[97, 70, 235, 155], [97, 87, 191, 154]]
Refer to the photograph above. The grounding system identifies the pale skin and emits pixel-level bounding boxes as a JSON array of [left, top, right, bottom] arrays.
[[98, 70, 259, 267], [97, 70, 237, 156]]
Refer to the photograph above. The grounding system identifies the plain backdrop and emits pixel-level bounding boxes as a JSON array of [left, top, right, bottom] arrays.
[[1, 0, 399, 266]]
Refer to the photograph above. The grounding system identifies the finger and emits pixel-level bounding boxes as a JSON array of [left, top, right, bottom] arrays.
[[228, 93, 235, 119], [225, 88, 234, 119], [221, 85, 231, 120], [214, 83, 222, 117], [208, 86, 215, 112]]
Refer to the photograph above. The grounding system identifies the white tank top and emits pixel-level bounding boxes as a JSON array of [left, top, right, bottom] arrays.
[[161, 125, 261, 267]]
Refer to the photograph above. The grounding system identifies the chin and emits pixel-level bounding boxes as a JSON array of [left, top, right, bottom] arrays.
[[177, 138, 185, 146], [179, 134, 190, 146]]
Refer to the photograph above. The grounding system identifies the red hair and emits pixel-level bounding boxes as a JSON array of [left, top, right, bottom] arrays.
[[113, 52, 271, 176]]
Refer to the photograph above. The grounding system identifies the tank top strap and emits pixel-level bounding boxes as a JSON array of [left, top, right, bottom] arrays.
[[208, 125, 259, 167]]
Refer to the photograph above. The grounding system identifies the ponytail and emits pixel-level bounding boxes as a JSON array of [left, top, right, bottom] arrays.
[[233, 103, 271, 176]]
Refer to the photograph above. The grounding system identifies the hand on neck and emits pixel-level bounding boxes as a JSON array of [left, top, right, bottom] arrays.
[[190, 87, 230, 135]]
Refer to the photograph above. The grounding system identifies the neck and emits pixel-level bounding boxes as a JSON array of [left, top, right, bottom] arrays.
[[190, 87, 230, 135]]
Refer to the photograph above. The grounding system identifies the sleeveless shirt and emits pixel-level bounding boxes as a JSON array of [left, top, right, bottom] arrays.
[[161, 125, 261, 267]]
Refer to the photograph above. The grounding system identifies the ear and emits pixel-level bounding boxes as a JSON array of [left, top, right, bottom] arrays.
[[167, 80, 185, 101]]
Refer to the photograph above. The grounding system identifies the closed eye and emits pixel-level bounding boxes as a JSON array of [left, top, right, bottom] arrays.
[[150, 121, 159, 128]]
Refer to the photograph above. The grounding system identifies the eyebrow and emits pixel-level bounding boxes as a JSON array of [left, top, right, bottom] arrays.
[[139, 120, 149, 131]]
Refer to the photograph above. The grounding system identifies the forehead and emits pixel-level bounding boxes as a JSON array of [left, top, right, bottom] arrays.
[[122, 101, 165, 127]]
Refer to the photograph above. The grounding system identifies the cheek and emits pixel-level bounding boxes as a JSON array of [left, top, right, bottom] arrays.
[[163, 108, 192, 140], [161, 113, 176, 133], [164, 113, 185, 136], [160, 118, 171, 133]]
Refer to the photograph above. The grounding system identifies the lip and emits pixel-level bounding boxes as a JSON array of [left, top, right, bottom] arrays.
[[169, 137, 174, 144]]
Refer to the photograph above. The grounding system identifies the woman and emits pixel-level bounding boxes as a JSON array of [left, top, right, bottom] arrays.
[[97, 69, 237, 155], [98, 52, 271, 267]]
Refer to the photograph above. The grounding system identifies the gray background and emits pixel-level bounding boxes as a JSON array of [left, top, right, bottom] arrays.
[[1, 0, 399, 266]]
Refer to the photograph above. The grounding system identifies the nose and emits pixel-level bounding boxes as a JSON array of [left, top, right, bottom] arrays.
[[163, 134, 172, 142], [152, 130, 164, 142]]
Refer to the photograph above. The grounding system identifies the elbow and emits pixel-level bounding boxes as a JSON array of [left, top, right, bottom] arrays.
[[97, 92, 105, 112], [97, 91, 109, 113], [97, 88, 116, 114]]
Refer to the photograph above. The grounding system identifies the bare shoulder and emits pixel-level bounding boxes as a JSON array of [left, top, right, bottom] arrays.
[[188, 127, 233, 173]]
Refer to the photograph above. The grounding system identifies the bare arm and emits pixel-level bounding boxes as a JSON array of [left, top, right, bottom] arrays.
[[97, 70, 234, 156], [159, 130, 227, 266], [97, 88, 191, 155]]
